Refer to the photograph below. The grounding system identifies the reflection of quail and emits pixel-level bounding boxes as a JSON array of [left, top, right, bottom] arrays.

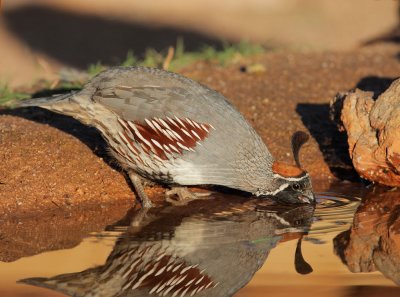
[[20, 197, 315, 296], [21, 67, 314, 207]]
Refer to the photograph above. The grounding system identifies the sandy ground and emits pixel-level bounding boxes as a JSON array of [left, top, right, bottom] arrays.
[[0, 0, 398, 87], [1, 43, 400, 261]]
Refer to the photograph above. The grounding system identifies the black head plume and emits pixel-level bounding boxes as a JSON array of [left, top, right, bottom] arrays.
[[291, 131, 309, 168], [294, 236, 313, 274]]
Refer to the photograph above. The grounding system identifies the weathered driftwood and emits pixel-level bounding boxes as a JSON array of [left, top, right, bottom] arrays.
[[331, 79, 400, 186]]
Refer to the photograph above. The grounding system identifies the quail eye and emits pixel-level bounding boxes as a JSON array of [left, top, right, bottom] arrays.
[[292, 183, 301, 191]]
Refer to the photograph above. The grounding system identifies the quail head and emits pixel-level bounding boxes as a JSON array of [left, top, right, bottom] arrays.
[[20, 66, 314, 207], [20, 196, 315, 297]]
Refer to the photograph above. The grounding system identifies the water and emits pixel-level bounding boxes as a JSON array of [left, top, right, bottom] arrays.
[[1, 186, 400, 297]]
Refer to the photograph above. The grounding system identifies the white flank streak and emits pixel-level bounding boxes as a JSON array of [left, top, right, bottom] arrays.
[[163, 284, 177, 296], [152, 120, 164, 133], [185, 118, 195, 127], [127, 121, 154, 149], [167, 116, 178, 127], [171, 275, 182, 286], [118, 131, 130, 144], [119, 134, 138, 155], [191, 287, 201, 297], [195, 276, 204, 285], [173, 263, 183, 272], [151, 139, 163, 150], [154, 155, 164, 162], [163, 145, 172, 153], [155, 252, 166, 261], [166, 263, 174, 271], [201, 124, 209, 132], [131, 266, 157, 290], [180, 266, 192, 274], [185, 278, 195, 287], [122, 279, 135, 291], [167, 116, 180, 127], [213, 282, 220, 288], [118, 118, 129, 128], [159, 118, 172, 130], [155, 265, 167, 276], [172, 287, 183, 297], [175, 116, 186, 127], [160, 129, 174, 141], [156, 281, 167, 294], [177, 142, 190, 151], [192, 121, 201, 129], [198, 285, 205, 292], [209, 124, 216, 130], [175, 274, 188, 286], [205, 282, 213, 289], [149, 283, 161, 294], [180, 286, 190, 297], [196, 141, 202, 146], [191, 130, 201, 140], [188, 147, 196, 152], [181, 128, 193, 138], [171, 129, 184, 141], [145, 118, 157, 131], [122, 258, 141, 278], [166, 129, 178, 140], [166, 275, 178, 286]]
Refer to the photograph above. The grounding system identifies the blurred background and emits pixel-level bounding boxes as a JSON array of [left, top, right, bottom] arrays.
[[2, 1, 400, 297], [1, 0, 399, 88]]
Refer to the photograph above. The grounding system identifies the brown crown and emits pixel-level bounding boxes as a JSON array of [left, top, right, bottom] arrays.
[[272, 161, 306, 178]]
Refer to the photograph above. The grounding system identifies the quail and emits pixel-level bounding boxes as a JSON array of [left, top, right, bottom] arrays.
[[20, 66, 314, 207], [20, 196, 314, 297]]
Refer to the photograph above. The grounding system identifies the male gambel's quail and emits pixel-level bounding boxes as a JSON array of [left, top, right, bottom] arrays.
[[21, 66, 314, 207]]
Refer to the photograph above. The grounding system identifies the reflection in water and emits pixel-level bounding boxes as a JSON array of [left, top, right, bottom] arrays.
[[334, 188, 400, 286], [20, 195, 315, 297]]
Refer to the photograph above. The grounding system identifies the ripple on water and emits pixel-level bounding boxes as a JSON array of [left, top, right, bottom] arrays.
[[307, 192, 361, 238]]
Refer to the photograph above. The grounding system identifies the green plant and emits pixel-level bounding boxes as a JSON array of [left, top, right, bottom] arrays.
[[87, 61, 106, 77], [0, 85, 30, 105]]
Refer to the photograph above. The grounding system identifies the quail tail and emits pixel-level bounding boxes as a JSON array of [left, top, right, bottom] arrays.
[[18, 92, 75, 108], [19, 269, 97, 297]]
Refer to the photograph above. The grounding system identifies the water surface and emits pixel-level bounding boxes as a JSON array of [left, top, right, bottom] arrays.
[[1, 185, 400, 297]]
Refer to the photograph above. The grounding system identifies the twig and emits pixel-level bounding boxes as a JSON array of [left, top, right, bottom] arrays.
[[162, 46, 175, 71]]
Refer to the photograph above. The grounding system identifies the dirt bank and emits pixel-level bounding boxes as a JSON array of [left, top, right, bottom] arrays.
[[1, 44, 400, 260]]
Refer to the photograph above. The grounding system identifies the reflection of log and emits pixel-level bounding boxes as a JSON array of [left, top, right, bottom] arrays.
[[333, 189, 400, 285], [331, 79, 400, 186]]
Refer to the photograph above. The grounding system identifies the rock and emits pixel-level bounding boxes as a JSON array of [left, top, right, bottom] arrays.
[[333, 189, 400, 285], [331, 79, 400, 186]]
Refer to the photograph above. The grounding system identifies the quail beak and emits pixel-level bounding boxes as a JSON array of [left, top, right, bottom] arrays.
[[299, 189, 315, 205]]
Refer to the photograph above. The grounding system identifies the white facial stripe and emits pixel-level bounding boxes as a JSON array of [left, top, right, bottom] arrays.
[[263, 213, 290, 226], [272, 173, 309, 181], [258, 183, 289, 196]]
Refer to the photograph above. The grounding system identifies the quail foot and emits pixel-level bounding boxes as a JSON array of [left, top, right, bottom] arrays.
[[20, 66, 314, 208]]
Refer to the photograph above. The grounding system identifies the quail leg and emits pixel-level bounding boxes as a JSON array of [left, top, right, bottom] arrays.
[[128, 171, 153, 209], [165, 186, 211, 206]]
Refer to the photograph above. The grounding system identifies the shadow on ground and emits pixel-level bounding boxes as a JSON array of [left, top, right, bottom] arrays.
[[0, 106, 112, 165], [297, 75, 398, 182], [296, 103, 357, 181], [3, 5, 225, 68], [355, 76, 396, 98]]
